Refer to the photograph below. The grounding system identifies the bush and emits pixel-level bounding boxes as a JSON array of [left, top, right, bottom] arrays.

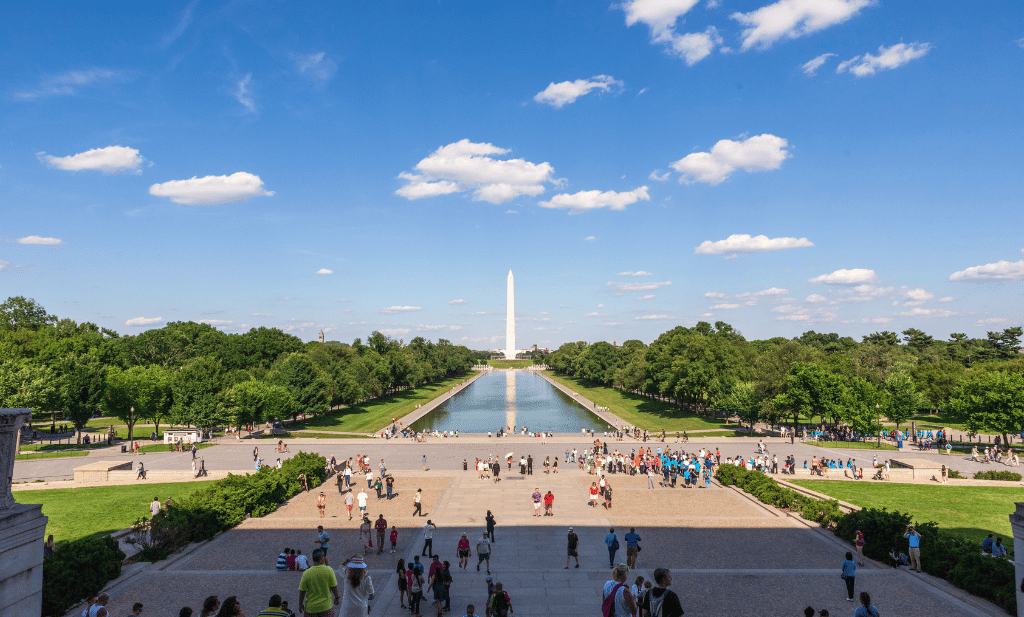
[[42, 535, 125, 617], [947, 551, 1018, 614], [713, 465, 842, 528], [973, 470, 1022, 481], [948, 469, 964, 479]]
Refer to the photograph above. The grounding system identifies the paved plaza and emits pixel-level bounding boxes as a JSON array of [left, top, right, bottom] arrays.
[[45, 444, 1010, 617]]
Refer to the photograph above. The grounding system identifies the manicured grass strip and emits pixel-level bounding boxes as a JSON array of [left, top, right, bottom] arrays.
[[298, 373, 478, 433], [18, 481, 215, 543], [486, 359, 534, 369], [542, 371, 727, 431], [802, 441, 900, 451], [15, 451, 90, 461], [20, 442, 111, 452], [134, 442, 217, 454], [691, 430, 754, 438], [790, 480, 1018, 551]]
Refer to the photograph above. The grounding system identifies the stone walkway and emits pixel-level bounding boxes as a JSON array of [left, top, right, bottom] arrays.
[[80, 464, 1007, 617]]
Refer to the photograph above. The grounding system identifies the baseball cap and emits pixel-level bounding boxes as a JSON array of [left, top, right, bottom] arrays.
[[568, 527, 574, 531]]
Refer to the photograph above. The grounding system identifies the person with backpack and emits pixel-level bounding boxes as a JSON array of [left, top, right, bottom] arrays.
[[605, 528, 621, 568], [640, 568, 682, 617], [603, 564, 637, 617], [488, 582, 512, 617]]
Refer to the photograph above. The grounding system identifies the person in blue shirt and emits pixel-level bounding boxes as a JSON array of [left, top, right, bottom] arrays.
[[905, 525, 922, 571], [982, 534, 994, 554], [853, 591, 879, 617], [992, 538, 1008, 558], [604, 528, 619, 568], [841, 551, 857, 601], [624, 528, 642, 568]]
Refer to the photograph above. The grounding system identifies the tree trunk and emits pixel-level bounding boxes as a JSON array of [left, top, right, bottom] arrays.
[[128, 419, 136, 450]]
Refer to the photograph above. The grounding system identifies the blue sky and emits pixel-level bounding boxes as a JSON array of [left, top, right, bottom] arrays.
[[2, 0, 1022, 348]]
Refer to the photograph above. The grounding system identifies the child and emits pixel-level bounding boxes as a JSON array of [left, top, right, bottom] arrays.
[[390, 525, 399, 553]]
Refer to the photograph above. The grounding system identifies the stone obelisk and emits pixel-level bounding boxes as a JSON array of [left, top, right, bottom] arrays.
[[505, 270, 516, 360]]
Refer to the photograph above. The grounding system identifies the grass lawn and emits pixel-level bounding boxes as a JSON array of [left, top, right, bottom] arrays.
[[134, 442, 217, 454], [486, 359, 535, 369], [790, 480, 1018, 551], [910, 413, 970, 432], [691, 430, 752, 438], [803, 441, 900, 451], [18, 481, 216, 543], [260, 432, 375, 439], [20, 442, 111, 452], [543, 371, 728, 431], [15, 451, 90, 461], [298, 373, 478, 433]]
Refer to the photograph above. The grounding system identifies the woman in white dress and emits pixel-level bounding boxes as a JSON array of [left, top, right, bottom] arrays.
[[339, 554, 375, 617]]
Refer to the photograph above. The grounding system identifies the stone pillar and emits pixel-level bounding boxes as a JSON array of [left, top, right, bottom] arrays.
[[1011, 503, 1024, 615], [0, 408, 47, 617]]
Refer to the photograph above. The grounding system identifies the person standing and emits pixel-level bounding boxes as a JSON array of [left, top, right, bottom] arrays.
[[589, 482, 599, 507], [905, 525, 922, 571], [647, 467, 655, 489], [526, 455, 533, 475], [339, 555, 375, 617], [476, 531, 491, 574], [150, 496, 162, 518], [488, 583, 512, 617], [640, 568, 683, 617], [298, 549, 340, 617], [423, 520, 436, 557], [346, 491, 354, 520], [841, 551, 857, 602], [531, 488, 542, 517], [317, 492, 326, 518], [414, 489, 423, 517], [253, 446, 259, 462], [386, 474, 395, 500], [423, 455, 428, 471], [853, 592, 879, 617], [566, 528, 580, 569], [853, 530, 866, 565], [410, 565, 425, 617], [603, 565, 636, 617], [315, 525, 330, 565], [485, 511, 496, 542], [375, 514, 388, 555], [624, 528, 641, 569], [605, 528, 620, 569], [543, 491, 554, 516]]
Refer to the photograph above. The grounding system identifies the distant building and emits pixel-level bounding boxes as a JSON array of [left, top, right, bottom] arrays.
[[318, 330, 324, 343]]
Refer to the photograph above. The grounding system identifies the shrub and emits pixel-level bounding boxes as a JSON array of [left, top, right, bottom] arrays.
[[973, 470, 1022, 481], [42, 535, 125, 617], [948, 469, 964, 479], [947, 551, 1018, 614], [834, 508, 914, 562]]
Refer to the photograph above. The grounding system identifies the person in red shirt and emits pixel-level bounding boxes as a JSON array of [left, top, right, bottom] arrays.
[[543, 491, 554, 516], [589, 482, 599, 507], [457, 532, 471, 569], [375, 514, 388, 555]]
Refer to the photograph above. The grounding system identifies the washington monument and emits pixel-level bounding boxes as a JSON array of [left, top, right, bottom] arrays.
[[505, 269, 516, 360]]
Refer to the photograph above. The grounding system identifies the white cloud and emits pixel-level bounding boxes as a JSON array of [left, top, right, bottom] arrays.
[[14, 68, 123, 100], [637, 314, 672, 320], [584, 312, 604, 317], [809, 268, 876, 285], [584, 236, 597, 242], [200, 319, 232, 326], [39, 146, 146, 174], [252, 312, 273, 317], [948, 260, 1024, 282], [705, 291, 726, 298], [607, 281, 672, 292], [292, 52, 337, 81], [619, 271, 654, 277], [695, 233, 812, 255], [737, 287, 789, 297], [447, 299, 468, 305], [505, 209, 519, 214], [161, 0, 197, 47], [770, 304, 800, 313], [534, 75, 623, 108], [898, 308, 957, 318], [732, 0, 872, 50], [16, 236, 62, 245], [396, 139, 554, 204], [0, 260, 11, 271], [671, 135, 791, 185], [316, 268, 333, 275], [619, 0, 721, 64], [805, 294, 830, 303], [380, 306, 422, 314], [380, 328, 411, 336], [870, 317, 891, 323], [125, 316, 163, 326], [649, 170, 671, 182], [149, 172, 273, 206], [701, 312, 714, 317], [603, 322, 624, 327], [538, 186, 650, 214], [839, 284, 894, 302], [638, 294, 656, 300], [235, 74, 255, 112], [801, 53, 836, 75], [598, 304, 605, 308], [418, 324, 462, 331], [901, 287, 933, 305], [744, 300, 758, 306], [710, 303, 740, 310], [776, 314, 811, 321], [937, 296, 954, 303], [975, 317, 1008, 326], [837, 43, 931, 77]]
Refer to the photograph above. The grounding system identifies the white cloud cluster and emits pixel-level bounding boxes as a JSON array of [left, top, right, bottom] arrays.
[[538, 186, 649, 214], [937, 296, 954, 303], [637, 314, 672, 320], [584, 236, 597, 242], [619, 271, 653, 277], [705, 291, 726, 298], [418, 324, 462, 331], [235, 74, 255, 112], [839, 284, 894, 302], [695, 233, 812, 255], [670, 135, 790, 185], [639, 294, 656, 300], [801, 53, 836, 75], [0, 260, 11, 271], [534, 75, 623, 108], [898, 307, 957, 318], [948, 260, 1024, 282], [805, 294, 831, 303], [732, 0, 872, 50], [14, 68, 122, 100], [710, 303, 739, 310], [380, 306, 422, 314], [607, 280, 671, 292], [125, 316, 163, 326], [837, 43, 931, 76], [447, 299, 468, 305], [292, 52, 337, 81], [396, 140, 555, 204], [39, 146, 146, 174], [149, 172, 274, 206], [316, 268, 333, 275], [808, 268, 876, 285], [619, 0, 721, 65], [901, 287, 933, 306], [737, 287, 788, 297], [17, 236, 62, 245]]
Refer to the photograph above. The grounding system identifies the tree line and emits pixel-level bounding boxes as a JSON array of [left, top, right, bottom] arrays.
[[543, 321, 1024, 443], [0, 296, 476, 442]]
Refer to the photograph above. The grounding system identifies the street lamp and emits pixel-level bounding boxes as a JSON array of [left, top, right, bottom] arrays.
[[876, 403, 880, 448]]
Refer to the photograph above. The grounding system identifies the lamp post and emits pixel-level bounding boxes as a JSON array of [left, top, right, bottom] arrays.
[[876, 403, 881, 448]]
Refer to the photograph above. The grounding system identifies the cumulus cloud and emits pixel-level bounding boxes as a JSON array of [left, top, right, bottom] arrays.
[[839, 284, 894, 302], [396, 139, 555, 204], [837, 43, 931, 77], [0, 260, 11, 271], [805, 294, 830, 303], [670, 135, 790, 185], [380, 328, 411, 336], [17, 236, 62, 245], [901, 287, 933, 306], [801, 52, 836, 75], [710, 303, 740, 310], [619, 271, 653, 277], [584, 236, 597, 242], [619, 0, 721, 64], [705, 291, 726, 298], [937, 296, 954, 303], [649, 170, 671, 182], [607, 281, 672, 292], [534, 75, 623, 108], [538, 186, 649, 214], [695, 233, 812, 254], [292, 52, 337, 81], [898, 307, 957, 318], [235, 74, 255, 112], [770, 304, 800, 313], [975, 317, 1008, 326], [418, 324, 462, 331], [14, 68, 123, 100], [447, 299, 468, 305], [732, 0, 872, 50], [948, 260, 1024, 282], [584, 312, 604, 317], [776, 314, 811, 321], [149, 172, 273, 206], [505, 209, 518, 214], [638, 294, 656, 300], [380, 306, 422, 314], [316, 268, 333, 275], [39, 146, 146, 174], [125, 316, 163, 326], [808, 268, 876, 285], [636, 314, 672, 320]]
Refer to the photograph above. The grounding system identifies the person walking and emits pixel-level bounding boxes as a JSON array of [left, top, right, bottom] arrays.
[[589, 482, 599, 507], [317, 492, 326, 518], [853, 592, 879, 617], [543, 491, 554, 516], [375, 514, 387, 555], [397, 559, 409, 609], [414, 489, 423, 517], [346, 491, 355, 520], [485, 511, 496, 542], [531, 488, 542, 517], [423, 520, 436, 557], [853, 530, 866, 565], [487, 583, 512, 617], [624, 528, 641, 569], [410, 565, 425, 617], [566, 527, 579, 569], [603, 565, 637, 617], [298, 549, 340, 617], [386, 474, 395, 500], [647, 467, 655, 489], [315, 525, 330, 565], [640, 568, 683, 617], [905, 525, 922, 571], [841, 551, 857, 602], [604, 528, 620, 568], [458, 533, 471, 569], [339, 555, 375, 617], [476, 531, 491, 574]]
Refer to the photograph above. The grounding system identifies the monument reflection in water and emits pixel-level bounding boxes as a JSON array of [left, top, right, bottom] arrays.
[[410, 370, 607, 433]]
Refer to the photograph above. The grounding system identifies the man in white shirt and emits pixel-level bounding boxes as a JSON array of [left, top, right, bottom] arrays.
[[295, 549, 309, 570], [345, 492, 354, 520], [150, 497, 161, 517], [422, 520, 436, 557], [366, 469, 374, 488], [357, 490, 369, 517]]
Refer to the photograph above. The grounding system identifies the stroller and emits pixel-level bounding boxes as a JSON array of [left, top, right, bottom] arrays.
[[872, 467, 885, 481]]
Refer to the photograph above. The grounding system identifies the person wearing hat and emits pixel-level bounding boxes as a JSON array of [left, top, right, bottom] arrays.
[[566, 528, 579, 569], [339, 554, 375, 617], [299, 549, 340, 616]]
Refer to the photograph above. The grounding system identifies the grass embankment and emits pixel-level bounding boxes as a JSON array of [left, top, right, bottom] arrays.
[[790, 480, 1018, 551], [15, 451, 90, 461], [486, 359, 535, 369], [803, 441, 900, 451], [18, 481, 216, 543], [543, 371, 727, 431], [299, 373, 478, 433]]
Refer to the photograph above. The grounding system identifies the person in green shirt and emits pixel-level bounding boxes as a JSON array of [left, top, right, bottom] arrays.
[[299, 549, 340, 616]]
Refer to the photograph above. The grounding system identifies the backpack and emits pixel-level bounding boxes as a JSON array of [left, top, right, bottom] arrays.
[[602, 583, 625, 617], [611, 537, 620, 551], [492, 591, 510, 613], [648, 589, 669, 617]]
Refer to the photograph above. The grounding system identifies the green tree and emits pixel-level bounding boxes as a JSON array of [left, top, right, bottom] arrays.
[[771, 363, 848, 433], [271, 353, 330, 420], [0, 296, 54, 331], [58, 354, 107, 444], [714, 381, 761, 428], [171, 356, 227, 428], [224, 379, 272, 431], [105, 365, 171, 447], [881, 368, 923, 433], [949, 371, 1024, 445]]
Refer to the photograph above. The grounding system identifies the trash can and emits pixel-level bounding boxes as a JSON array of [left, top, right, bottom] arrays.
[[121, 445, 127, 453]]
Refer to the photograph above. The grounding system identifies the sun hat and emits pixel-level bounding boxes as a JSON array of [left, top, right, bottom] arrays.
[[347, 555, 367, 568]]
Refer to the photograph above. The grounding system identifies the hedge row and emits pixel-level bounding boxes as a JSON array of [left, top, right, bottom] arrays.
[[42, 536, 125, 617], [974, 470, 1022, 482], [716, 465, 1018, 615]]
